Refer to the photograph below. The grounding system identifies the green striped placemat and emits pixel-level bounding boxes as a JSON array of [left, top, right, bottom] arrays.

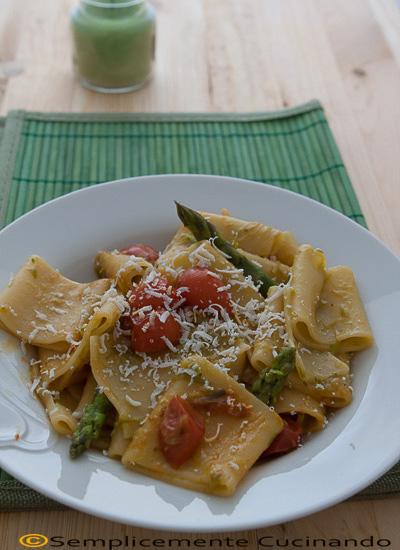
[[0, 101, 398, 511]]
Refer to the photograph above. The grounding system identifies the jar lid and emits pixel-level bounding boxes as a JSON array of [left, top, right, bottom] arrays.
[[82, 0, 143, 8]]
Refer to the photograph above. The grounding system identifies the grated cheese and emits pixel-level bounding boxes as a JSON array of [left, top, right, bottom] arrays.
[[35, 310, 49, 321], [30, 377, 41, 394], [48, 305, 67, 315], [188, 242, 216, 267], [125, 395, 142, 407], [98, 334, 109, 354], [204, 423, 223, 443], [160, 336, 178, 353]]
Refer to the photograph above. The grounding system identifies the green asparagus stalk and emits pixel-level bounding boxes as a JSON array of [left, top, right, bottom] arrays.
[[175, 202, 275, 297], [69, 389, 112, 459], [251, 347, 296, 406]]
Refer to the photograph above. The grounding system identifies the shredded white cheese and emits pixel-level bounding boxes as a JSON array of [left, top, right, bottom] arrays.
[[125, 395, 142, 407], [204, 423, 223, 443]]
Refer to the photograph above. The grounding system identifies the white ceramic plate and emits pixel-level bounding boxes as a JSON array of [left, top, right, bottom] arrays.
[[0, 175, 399, 532]]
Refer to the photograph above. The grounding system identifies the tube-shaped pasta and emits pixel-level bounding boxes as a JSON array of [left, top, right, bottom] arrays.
[[284, 245, 326, 349], [287, 362, 352, 409], [239, 249, 290, 284], [285, 245, 373, 352], [318, 266, 373, 352], [39, 391, 77, 436], [95, 251, 151, 294], [249, 287, 288, 371], [275, 387, 326, 432], [108, 420, 138, 459], [73, 374, 97, 418], [202, 212, 298, 265], [30, 362, 77, 435]]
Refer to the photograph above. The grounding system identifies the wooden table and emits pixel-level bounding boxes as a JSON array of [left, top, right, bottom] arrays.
[[0, 0, 399, 547]]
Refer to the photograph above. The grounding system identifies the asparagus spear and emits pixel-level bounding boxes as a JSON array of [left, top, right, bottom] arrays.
[[69, 389, 112, 459], [175, 202, 275, 297], [251, 347, 296, 406]]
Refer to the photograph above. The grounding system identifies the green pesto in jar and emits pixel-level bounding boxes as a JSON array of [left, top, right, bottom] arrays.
[[71, 0, 156, 93]]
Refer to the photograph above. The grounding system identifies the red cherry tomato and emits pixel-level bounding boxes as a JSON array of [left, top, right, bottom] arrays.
[[175, 267, 232, 313], [159, 395, 205, 468], [131, 308, 181, 354], [261, 414, 302, 458], [129, 275, 178, 311], [119, 244, 159, 264]]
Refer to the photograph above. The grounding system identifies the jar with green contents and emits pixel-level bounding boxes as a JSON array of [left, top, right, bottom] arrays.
[[71, 0, 156, 93]]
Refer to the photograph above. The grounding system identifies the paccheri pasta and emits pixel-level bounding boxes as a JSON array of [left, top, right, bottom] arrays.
[[0, 204, 374, 496]]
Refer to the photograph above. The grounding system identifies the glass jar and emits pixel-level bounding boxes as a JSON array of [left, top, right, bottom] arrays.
[[71, 0, 156, 93]]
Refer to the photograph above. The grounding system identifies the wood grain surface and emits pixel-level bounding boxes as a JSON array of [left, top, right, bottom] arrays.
[[0, 0, 399, 547]]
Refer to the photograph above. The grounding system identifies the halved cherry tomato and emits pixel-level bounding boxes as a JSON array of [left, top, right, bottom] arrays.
[[261, 414, 302, 458], [131, 308, 181, 353], [175, 267, 232, 313], [119, 244, 159, 264], [129, 275, 178, 311], [159, 395, 205, 468]]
